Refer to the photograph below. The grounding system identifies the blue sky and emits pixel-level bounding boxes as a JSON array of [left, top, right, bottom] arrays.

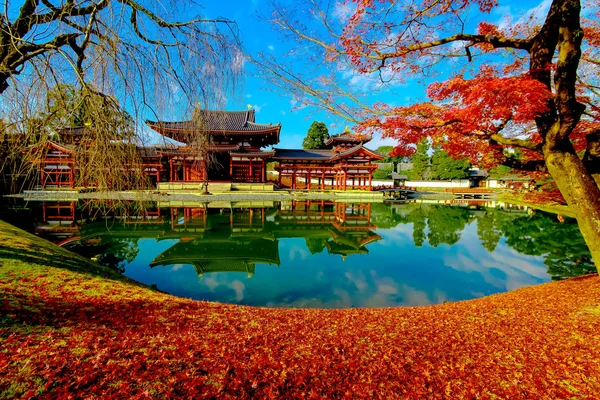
[[190, 0, 555, 150], [2, 0, 558, 149]]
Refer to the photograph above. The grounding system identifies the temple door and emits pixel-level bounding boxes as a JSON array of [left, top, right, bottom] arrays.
[[186, 162, 206, 182]]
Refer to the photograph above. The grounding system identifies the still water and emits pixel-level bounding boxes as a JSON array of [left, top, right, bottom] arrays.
[[21, 200, 595, 308]]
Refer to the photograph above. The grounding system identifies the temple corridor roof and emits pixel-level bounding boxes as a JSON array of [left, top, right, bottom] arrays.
[[273, 145, 384, 162]]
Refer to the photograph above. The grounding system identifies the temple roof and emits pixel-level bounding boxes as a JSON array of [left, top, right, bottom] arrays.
[[273, 145, 384, 162], [146, 109, 281, 145], [324, 131, 372, 147], [193, 260, 255, 275], [55, 127, 87, 142], [29, 140, 78, 155], [136, 146, 161, 159], [230, 150, 276, 158], [272, 148, 334, 160], [149, 237, 280, 272]]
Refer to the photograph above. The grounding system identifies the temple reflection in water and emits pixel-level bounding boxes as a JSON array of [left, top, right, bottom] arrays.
[[22, 198, 595, 307], [33, 200, 383, 278]]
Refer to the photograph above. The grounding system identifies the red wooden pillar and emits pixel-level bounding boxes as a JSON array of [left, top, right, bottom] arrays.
[[292, 169, 297, 189], [368, 172, 372, 191], [343, 170, 347, 191], [262, 159, 266, 182], [321, 171, 325, 190], [307, 170, 311, 190], [40, 166, 45, 189], [70, 163, 75, 188], [277, 167, 282, 187], [229, 155, 233, 179]]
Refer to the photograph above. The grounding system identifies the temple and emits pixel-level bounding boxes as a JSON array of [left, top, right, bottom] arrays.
[[33, 109, 383, 191], [274, 131, 383, 190], [32, 127, 164, 189], [146, 109, 280, 183]]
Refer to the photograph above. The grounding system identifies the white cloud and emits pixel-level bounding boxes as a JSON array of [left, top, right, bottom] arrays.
[[230, 280, 245, 301], [498, 0, 552, 31], [268, 45, 275, 51], [345, 271, 368, 291], [443, 225, 549, 292], [332, 1, 355, 23], [252, 103, 268, 113], [171, 264, 185, 271], [288, 244, 308, 261], [290, 97, 307, 111], [230, 50, 246, 74], [245, 94, 253, 99], [203, 275, 220, 291]]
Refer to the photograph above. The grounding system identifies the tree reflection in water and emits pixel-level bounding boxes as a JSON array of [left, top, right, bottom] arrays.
[[370, 202, 595, 280], [34, 200, 595, 281]]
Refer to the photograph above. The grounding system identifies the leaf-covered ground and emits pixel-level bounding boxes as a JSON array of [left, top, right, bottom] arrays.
[[1, 221, 599, 399]]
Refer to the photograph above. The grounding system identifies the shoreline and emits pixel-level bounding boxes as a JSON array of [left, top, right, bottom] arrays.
[[5, 188, 578, 218], [5, 187, 459, 203]]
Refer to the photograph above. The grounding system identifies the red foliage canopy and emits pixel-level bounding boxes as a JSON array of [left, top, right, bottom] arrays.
[[274, 0, 600, 171]]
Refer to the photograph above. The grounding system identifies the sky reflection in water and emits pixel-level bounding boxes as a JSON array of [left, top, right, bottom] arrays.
[[46, 201, 594, 308]]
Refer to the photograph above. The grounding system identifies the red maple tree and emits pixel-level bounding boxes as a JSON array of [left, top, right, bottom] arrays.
[[261, 0, 600, 270]]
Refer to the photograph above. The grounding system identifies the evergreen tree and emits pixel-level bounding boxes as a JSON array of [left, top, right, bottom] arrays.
[[302, 121, 330, 149], [409, 138, 430, 180], [430, 146, 471, 180]]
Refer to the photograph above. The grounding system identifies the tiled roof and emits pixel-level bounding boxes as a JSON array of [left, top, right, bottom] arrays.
[[56, 127, 87, 136], [332, 145, 384, 161], [136, 146, 160, 158], [156, 145, 241, 156], [146, 109, 281, 135], [46, 141, 77, 154], [273, 145, 384, 162], [469, 169, 489, 178], [230, 150, 276, 158], [324, 132, 372, 146], [273, 148, 335, 160]]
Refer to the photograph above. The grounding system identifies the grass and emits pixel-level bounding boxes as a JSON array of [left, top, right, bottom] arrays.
[[1, 219, 600, 398]]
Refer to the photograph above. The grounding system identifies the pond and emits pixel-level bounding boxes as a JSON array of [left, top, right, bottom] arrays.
[[10, 199, 596, 308]]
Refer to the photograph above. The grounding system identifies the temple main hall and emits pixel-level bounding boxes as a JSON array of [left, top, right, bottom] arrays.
[[34, 108, 384, 191]]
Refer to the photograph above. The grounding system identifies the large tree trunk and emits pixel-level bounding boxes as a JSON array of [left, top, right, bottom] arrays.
[[583, 131, 600, 187], [544, 143, 600, 272], [531, 0, 600, 272]]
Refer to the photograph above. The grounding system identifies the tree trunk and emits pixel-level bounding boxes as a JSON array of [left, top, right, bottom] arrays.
[[544, 144, 600, 272], [583, 131, 600, 187]]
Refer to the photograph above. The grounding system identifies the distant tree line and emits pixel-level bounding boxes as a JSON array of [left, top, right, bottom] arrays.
[[374, 139, 471, 180]]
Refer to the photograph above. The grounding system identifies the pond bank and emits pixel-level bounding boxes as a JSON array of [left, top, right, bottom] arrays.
[[1, 219, 599, 398], [497, 192, 576, 218], [7, 187, 463, 203], [7, 188, 386, 203]]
